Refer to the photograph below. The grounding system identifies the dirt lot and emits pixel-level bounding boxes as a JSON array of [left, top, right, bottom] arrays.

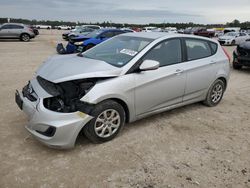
[[0, 30, 250, 188]]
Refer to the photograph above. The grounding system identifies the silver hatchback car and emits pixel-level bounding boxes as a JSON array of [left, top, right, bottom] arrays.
[[0, 23, 35, 42], [15, 32, 230, 149]]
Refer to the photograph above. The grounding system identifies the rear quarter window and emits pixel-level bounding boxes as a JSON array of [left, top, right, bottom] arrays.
[[209, 41, 218, 55], [185, 39, 213, 61]]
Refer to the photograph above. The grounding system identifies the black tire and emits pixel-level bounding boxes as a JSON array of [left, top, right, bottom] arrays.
[[231, 40, 236, 45], [203, 79, 225, 107], [20, 33, 30, 42], [233, 60, 242, 70], [83, 100, 125, 143]]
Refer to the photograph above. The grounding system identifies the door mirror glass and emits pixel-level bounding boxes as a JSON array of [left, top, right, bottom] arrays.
[[139, 60, 160, 71]]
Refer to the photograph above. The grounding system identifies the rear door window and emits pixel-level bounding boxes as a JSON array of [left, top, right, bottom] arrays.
[[1, 25, 12, 29], [185, 39, 212, 61], [11, 25, 24, 29]]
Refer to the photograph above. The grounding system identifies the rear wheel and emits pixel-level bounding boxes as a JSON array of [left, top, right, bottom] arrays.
[[20, 34, 30, 42], [203, 79, 225, 107], [83, 100, 125, 143]]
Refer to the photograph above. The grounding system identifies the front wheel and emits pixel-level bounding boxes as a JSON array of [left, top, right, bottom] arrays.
[[203, 79, 225, 107], [20, 34, 30, 42], [83, 100, 125, 143]]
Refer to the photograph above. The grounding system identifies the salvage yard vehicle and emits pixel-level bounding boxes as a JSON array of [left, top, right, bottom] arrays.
[[218, 32, 250, 45], [0, 23, 35, 42], [57, 25, 71, 30], [193, 28, 215, 38], [15, 32, 230, 149], [36, 25, 52, 29], [233, 39, 250, 69], [57, 29, 126, 54], [62, 27, 95, 40], [142, 27, 158, 32], [62, 25, 102, 40]]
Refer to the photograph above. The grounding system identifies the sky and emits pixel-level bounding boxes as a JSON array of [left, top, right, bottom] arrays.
[[0, 0, 250, 24]]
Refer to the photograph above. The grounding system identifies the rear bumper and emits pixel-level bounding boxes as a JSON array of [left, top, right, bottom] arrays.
[[16, 79, 93, 149], [233, 52, 250, 66]]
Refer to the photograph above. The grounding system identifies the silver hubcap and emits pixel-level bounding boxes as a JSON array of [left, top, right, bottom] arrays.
[[94, 109, 121, 138], [22, 35, 29, 41], [211, 83, 223, 103]]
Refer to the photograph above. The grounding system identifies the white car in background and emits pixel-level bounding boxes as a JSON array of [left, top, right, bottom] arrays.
[[36, 25, 52, 29], [163, 27, 178, 33], [218, 32, 250, 45], [142, 27, 157, 32], [57, 25, 71, 30]]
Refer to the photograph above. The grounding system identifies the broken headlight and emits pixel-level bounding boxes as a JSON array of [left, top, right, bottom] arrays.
[[40, 77, 96, 113]]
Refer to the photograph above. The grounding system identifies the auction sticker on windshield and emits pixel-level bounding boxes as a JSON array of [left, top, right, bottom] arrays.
[[120, 49, 138, 56]]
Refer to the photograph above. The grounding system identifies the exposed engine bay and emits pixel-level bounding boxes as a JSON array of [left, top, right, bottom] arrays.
[[37, 76, 98, 113]]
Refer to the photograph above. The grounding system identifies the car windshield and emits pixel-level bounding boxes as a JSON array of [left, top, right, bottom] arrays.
[[225, 32, 238, 36], [82, 35, 153, 67]]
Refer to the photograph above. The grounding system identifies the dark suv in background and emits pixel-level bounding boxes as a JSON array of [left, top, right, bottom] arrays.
[[0, 23, 35, 42], [233, 39, 250, 69]]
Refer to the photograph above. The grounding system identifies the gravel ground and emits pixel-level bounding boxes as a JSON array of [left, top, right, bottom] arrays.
[[0, 30, 250, 188]]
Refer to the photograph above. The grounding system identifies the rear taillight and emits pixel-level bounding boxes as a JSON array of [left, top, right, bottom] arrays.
[[222, 47, 231, 62]]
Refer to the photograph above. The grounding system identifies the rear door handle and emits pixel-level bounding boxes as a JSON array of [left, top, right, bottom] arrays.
[[174, 69, 184, 75]]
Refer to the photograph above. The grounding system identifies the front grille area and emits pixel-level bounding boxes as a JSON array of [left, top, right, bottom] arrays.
[[22, 82, 38, 102], [219, 41, 225, 45]]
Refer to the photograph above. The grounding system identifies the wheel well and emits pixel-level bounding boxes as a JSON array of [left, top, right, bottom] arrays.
[[20, 33, 30, 38], [218, 77, 227, 89], [109, 98, 130, 123]]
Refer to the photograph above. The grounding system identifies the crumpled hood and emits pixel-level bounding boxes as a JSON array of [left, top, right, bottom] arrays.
[[219, 36, 234, 40], [36, 54, 122, 83]]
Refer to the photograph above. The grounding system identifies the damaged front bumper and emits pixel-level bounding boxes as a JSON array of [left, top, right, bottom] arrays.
[[15, 79, 93, 149]]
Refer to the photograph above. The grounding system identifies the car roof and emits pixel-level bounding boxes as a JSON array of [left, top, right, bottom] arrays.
[[2, 23, 25, 27], [121, 32, 219, 43], [122, 32, 182, 39]]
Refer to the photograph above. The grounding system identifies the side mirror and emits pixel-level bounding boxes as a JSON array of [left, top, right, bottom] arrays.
[[139, 60, 160, 71]]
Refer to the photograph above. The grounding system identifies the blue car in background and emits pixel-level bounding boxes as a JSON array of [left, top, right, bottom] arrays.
[[57, 29, 129, 54]]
